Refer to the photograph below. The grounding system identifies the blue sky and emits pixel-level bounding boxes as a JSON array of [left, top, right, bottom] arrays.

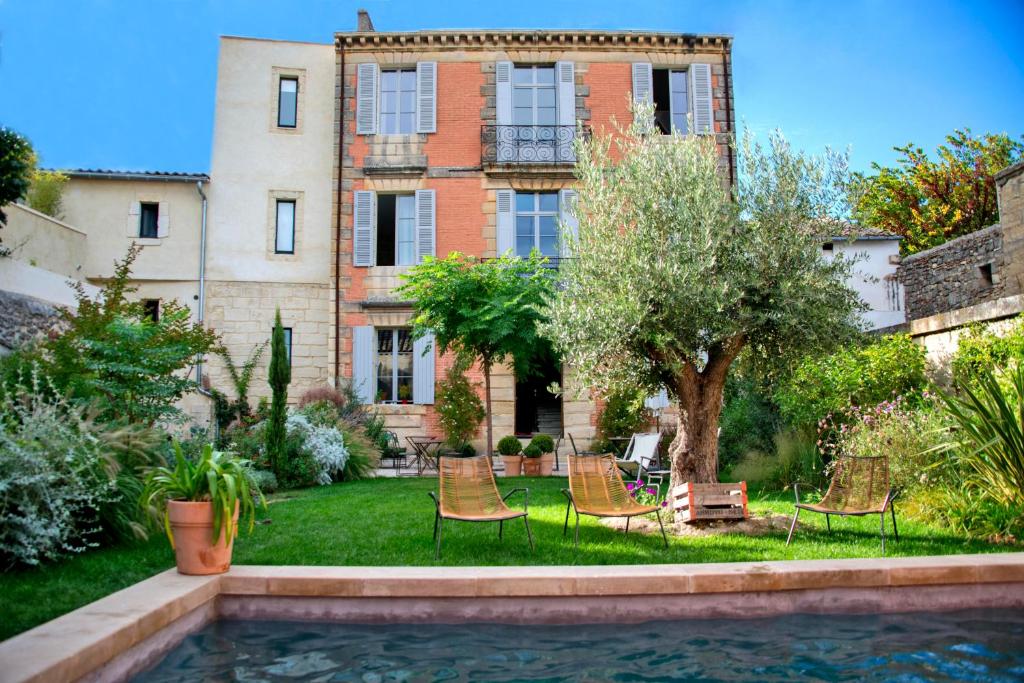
[[1, 0, 1021, 175]]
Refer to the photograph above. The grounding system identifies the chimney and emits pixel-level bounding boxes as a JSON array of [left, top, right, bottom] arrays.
[[357, 9, 375, 32]]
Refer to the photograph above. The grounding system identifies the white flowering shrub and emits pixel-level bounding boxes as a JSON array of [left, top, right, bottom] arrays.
[[285, 413, 349, 485]]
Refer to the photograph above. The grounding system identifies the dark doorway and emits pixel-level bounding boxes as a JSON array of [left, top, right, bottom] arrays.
[[514, 354, 562, 437]]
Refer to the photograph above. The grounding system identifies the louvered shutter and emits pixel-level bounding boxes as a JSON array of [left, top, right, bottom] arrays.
[[353, 190, 376, 267], [156, 202, 169, 238], [558, 189, 578, 258], [414, 189, 435, 263], [495, 189, 515, 256], [495, 61, 514, 162], [412, 331, 435, 405], [556, 61, 575, 126], [127, 201, 140, 236], [690, 64, 713, 135], [351, 325, 375, 404], [631, 63, 653, 106], [415, 62, 437, 134], [356, 63, 379, 135]]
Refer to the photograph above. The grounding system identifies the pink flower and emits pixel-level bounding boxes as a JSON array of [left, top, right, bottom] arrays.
[[626, 483, 635, 491]]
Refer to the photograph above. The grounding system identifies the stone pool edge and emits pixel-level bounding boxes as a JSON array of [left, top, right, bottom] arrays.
[[2, 553, 1023, 683]]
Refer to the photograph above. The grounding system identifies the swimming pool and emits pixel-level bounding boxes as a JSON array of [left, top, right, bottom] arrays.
[[134, 609, 1024, 682]]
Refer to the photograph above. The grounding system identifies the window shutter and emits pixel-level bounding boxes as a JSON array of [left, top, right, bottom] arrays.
[[415, 62, 437, 134], [351, 325, 375, 404], [414, 189, 435, 263], [356, 63, 379, 135], [156, 202, 169, 238], [495, 189, 514, 256], [412, 331, 435, 405], [353, 190, 376, 267], [495, 61, 512, 126], [558, 189, 578, 258], [127, 201, 140, 236], [631, 63, 653, 106], [690, 64, 713, 135], [556, 61, 575, 127]]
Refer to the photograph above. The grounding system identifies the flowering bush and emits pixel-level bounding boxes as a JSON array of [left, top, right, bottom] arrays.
[[625, 480, 668, 511], [286, 414, 349, 485]]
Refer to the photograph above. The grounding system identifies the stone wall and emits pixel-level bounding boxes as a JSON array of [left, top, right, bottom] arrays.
[[898, 224, 1004, 321], [996, 161, 1024, 298]]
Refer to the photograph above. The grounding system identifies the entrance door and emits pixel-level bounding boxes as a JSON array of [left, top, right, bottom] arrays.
[[514, 356, 562, 436]]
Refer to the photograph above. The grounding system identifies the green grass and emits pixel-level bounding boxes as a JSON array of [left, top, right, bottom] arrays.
[[0, 476, 1014, 640]]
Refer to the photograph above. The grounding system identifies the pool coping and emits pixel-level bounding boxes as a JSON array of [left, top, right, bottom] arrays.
[[3, 552, 1024, 682]]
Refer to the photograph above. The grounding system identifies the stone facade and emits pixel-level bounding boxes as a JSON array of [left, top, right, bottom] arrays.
[[898, 223, 1004, 321], [996, 161, 1024, 298]]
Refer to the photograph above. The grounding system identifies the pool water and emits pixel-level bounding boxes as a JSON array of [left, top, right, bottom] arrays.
[[134, 609, 1024, 682]]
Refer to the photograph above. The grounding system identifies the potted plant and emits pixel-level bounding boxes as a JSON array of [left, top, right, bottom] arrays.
[[141, 442, 263, 575], [522, 444, 543, 475], [530, 433, 556, 476], [398, 384, 412, 404], [497, 435, 523, 476]]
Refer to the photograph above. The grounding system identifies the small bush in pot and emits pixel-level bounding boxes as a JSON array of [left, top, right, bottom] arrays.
[[141, 442, 264, 575], [497, 435, 524, 476], [529, 434, 556, 476], [522, 444, 543, 475]]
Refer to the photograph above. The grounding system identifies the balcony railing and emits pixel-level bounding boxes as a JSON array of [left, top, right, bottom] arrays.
[[481, 125, 590, 165]]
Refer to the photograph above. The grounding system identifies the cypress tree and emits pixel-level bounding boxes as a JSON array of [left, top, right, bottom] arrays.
[[266, 308, 290, 476]]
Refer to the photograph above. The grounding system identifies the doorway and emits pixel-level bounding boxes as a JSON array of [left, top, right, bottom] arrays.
[[514, 355, 562, 436]]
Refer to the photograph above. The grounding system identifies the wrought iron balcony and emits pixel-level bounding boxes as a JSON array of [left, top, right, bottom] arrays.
[[481, 125, 590, 165]]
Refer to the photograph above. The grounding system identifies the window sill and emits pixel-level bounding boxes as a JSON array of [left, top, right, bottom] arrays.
[[135, 237, 162, 246], [374, 403, 427, 414]]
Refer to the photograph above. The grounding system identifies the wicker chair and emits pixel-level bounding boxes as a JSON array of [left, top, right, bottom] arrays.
[[786, 454, 900, 553], [429, 454, 534, 560], [561, 453, 668, 549]]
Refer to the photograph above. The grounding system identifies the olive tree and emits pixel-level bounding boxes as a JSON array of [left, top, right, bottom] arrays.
[[545, 109, 864, 483]]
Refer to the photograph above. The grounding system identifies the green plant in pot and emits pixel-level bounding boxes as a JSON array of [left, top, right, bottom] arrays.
[[529, 433, 556, 476], [497, 434, 524, 476], [141, 442, 263, 575], [522, 443, 543, 476]]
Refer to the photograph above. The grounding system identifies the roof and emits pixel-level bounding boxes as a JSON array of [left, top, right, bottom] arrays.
[[60, 169, 210, 183], [335, 28, 732, 52], [833, 225, 902, 241]]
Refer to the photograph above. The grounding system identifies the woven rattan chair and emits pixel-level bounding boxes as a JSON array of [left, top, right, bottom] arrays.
[[561, 453, 668, 549], [786, 454, 900, 553], [429, 454, 534, 560]]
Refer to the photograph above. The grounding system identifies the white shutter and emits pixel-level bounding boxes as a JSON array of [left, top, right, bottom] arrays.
[[353, 190, 376, 267], [556, 61, 575, 127], [412, 331, 435, 405], [156, 202, 169, 238], [690, 64, 713, 135], [415, 61, 437, 134], [414, 189, 435, 263], [356, 63, 379, 135], [495, 61, 512, 126], [495, 189, 514, 256], [351, 325, 375, 404], [127, 201, 140, 236], [631, 63, 653, 106], [558, 189, 578, 258]]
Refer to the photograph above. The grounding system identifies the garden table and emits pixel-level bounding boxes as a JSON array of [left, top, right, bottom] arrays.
[[405, 437, 444, 476]]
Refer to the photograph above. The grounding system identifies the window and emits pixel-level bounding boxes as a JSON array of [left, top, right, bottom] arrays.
[[275, 200, 296, 254], [283, 327, 293, 365], [380, 69, 416, 134], [142, 299, 160, 322], [652, 69, 688, 135], [515, 192, 559, 258], [375, 194, 415, 266], [139, 203, 159, 238], [980, 263, 994, 287], [375, 329, 413, 403], [512, 66, 557, 127], [822, 242, 834, 252], [278, 76, 298, 128]]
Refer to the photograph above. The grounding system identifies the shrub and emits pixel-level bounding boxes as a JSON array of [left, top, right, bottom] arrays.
[[285, 413, 348, 486], [523, 444, 542, 458], [529, 433, 555, 454], [776, 334, 926, 428], [435, 356, 485, 448], [298, 385, 348, 410], [298, 399, 342, 428], [26, 169, 68, 219], [246, 468, 279, 494], [266, 310, 290, 477], [728, 428, 821, 489], [950, 319, 1024, 385], [337, 423, 380, 481], [719, 376, 780, 471], [596, 388, 649, 442], [497, 435, 522, 456]]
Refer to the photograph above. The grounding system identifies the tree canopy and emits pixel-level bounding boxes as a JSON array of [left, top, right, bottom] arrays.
[[0, 126, 35, 235], [852, 129, 1024, 255]]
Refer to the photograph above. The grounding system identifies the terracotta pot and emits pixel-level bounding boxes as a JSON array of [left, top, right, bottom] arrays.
[[539, 453, 555, 476], [167, 500, 239, 576], [501, 455, 524, 476], [522, 458, 542, 476]]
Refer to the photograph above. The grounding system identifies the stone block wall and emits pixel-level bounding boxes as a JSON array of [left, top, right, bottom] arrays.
[[898, 224, 1004, 321], [996, 161, 1024, 298]]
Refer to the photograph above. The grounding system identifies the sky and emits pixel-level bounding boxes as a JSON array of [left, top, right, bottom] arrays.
[[1, 0, 1021, 175]]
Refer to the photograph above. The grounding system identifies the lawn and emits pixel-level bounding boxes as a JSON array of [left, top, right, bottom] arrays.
[[0, 476, 1013, 640]]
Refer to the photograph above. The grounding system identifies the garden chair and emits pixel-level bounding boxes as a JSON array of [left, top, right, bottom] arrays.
[[615, 432, 669, 499], [786, 454, 900, 553], [429, 454, 534, 560], [561, 453, 668, 550], [381, 430, 407, 471]]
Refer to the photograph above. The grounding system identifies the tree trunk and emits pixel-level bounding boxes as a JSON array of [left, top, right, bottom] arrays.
[[483, 360, 494, 463]]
